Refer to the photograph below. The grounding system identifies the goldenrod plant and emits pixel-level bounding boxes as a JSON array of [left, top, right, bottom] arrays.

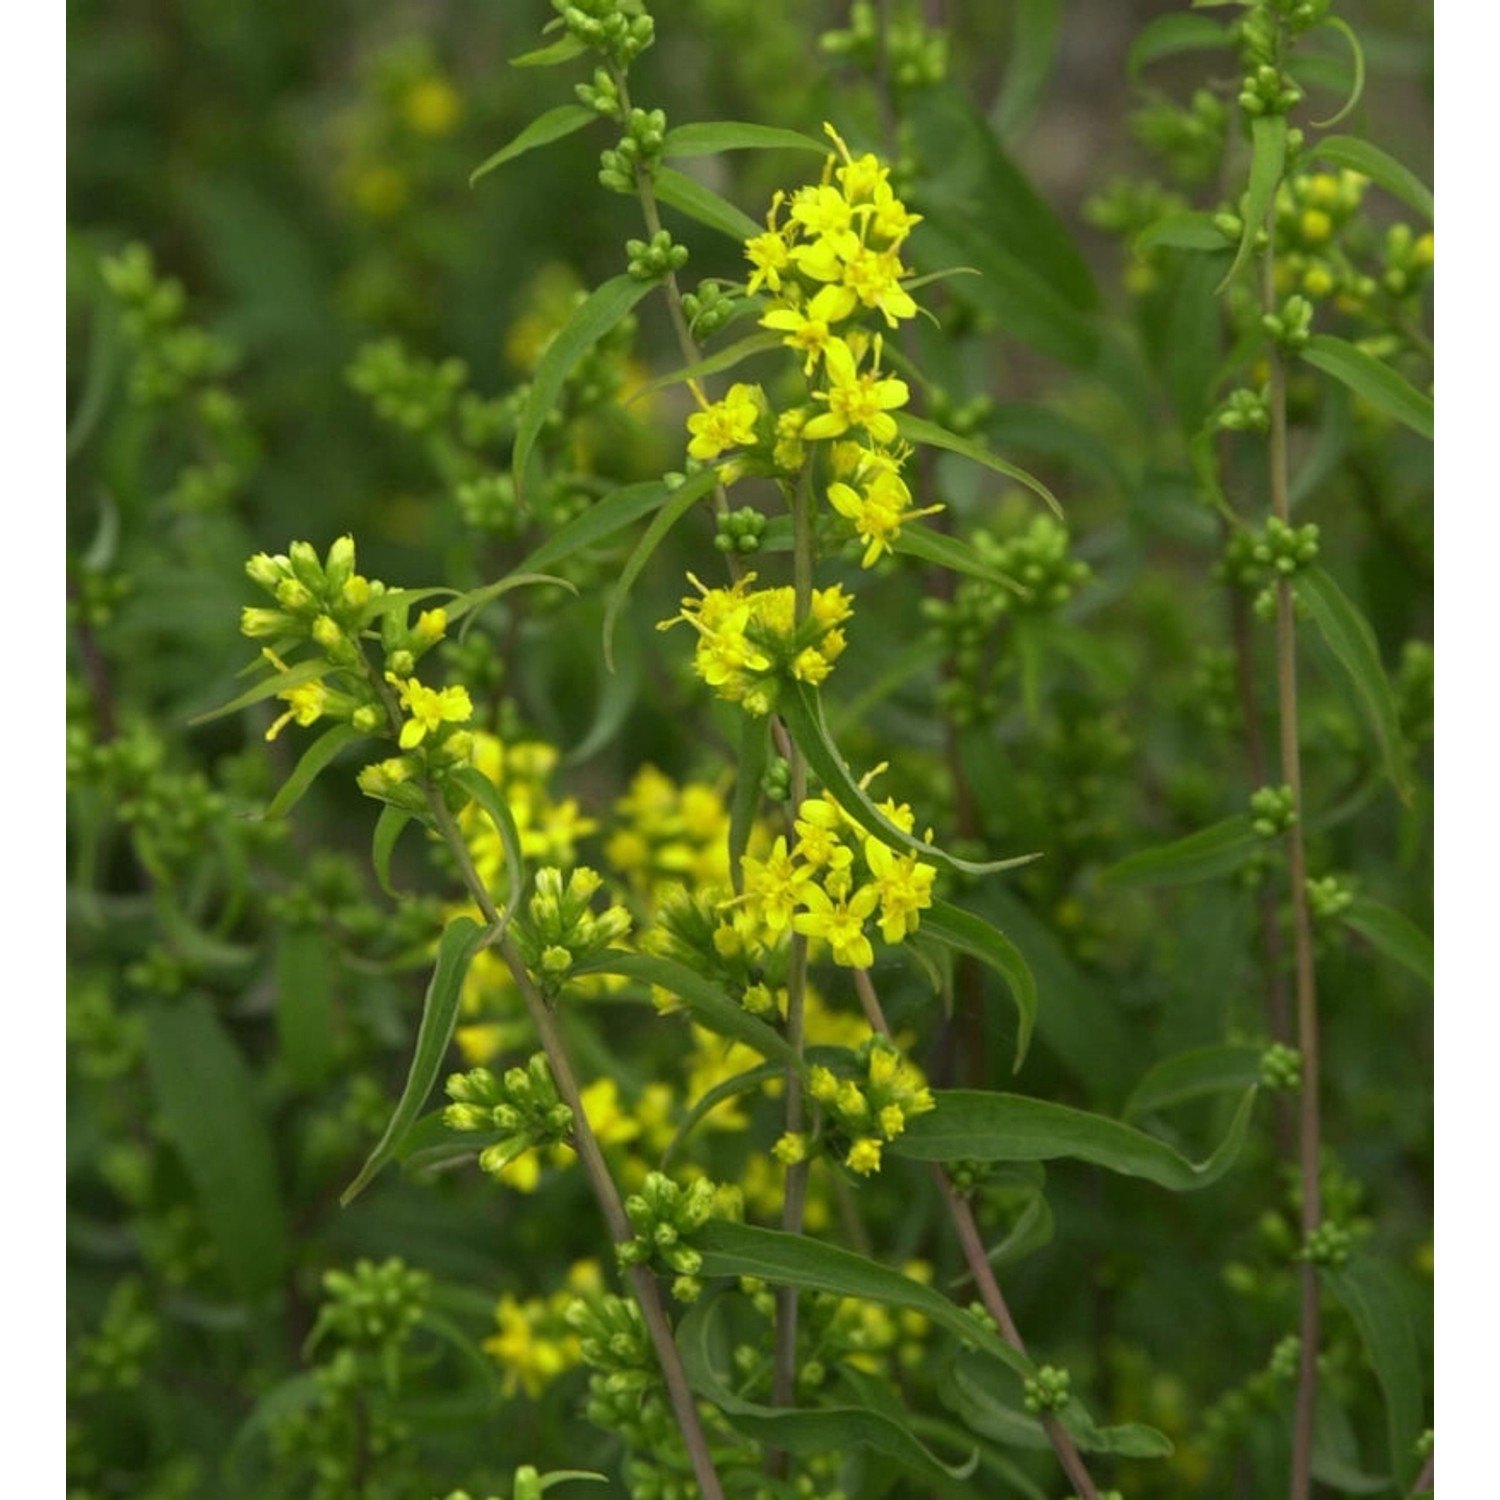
[[67, 1, 1432, 1496]]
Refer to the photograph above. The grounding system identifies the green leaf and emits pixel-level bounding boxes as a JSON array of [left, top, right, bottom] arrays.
[[780, 683, 1039, 878], [565, 621, 641, 764], [1326, 1256, 1426, 1490], [728, 713, 769, 896], [570, 951, 803, 1072], [890, 524, 1027, 595], [1338, 897, 1433, 988], [372, 806, 414, 898], [1312, 135, 1432, 220], [470, 104, 596, 186], [1127, 13, 1232, 79], [625, 330, 782, 405], [511, 33, 588, 67], [190, 657, 332, 726], [341, 915, 490, 1206], [1218, 113, 1287, 293], [652, 167, 762, 242], [601, 467, 720, 669], [1098, 814, 1261, 889], [1299, 565, 1412, 801], [1309, 17, 1366, 127], [68, 297, 122, 464], [144, 996, 288, 1297], [993, 0, 1061, 142], [661, 121, 828, 158], [891, 1086, 1258, 1191], [513, 274, 656, 499], [275, 925, 336, 1089], [676, 1295, 982, 1482], [514, 476, 680, 575], [1300, 334, 1433, 441], [894, 413, 1062, 518], [450, 573, 576, 642], [450, 766, 528, 936], [692, 1222, 1031, 1378], [264, 723, 366, 820], [1123, 1044, 1265, 1122], [1136, 211, 1232, 253], [921, 900, 1038, 1071]]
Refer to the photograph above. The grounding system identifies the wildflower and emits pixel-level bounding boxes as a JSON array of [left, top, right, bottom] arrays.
[[793, 880, 879, 969], [846, 1138, 883, 1175], [685, 382, 764, 462], [801, 335, 909, 445], [828, 465, 942, 567], [863, 838, 937, 943], [265, 680, 329, 742], [387, 673, 473, 749]]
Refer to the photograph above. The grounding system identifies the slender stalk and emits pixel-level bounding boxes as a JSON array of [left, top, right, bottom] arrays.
[[1261, 210, 1323, 1500], [851, 968, 1100, 1500], [1410, 1452, 1433, 1496]]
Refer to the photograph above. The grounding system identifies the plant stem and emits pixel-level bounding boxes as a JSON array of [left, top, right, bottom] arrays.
[[851, 967, 1100, 1500], [422, 788, 726, 1500], [1261, 212, 1323, 1500]]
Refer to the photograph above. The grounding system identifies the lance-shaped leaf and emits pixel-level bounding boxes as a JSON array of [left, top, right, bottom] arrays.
[[513, 274, 656, 499], [992, 0, 1061, 142], [470, 104, 596, 186], [1123, 1043, 1265, 1121], [449, 571, 575, 642], [511, 33, 588, 68], [1299, 565, 1412, 802], [1308, 17, 1365, 127], [602, 467, 720, 670], [921, 900, 1038, 1070], [190, 656, 332, 726], [890, 1086, 1258, 1191], [450, 766, 528, 935], [677, 1295, 981, 1482], [1136, 211, 1232, 254], [1300, 334, 1433, 441], [1098, 814, 1261, 889], [570, 951, 802, 1072], [1312, 135, 1432, 220], [1338, 896, 1433, 988], [890, 524, 1027, 595], [781, 683, 1039, 878], [653, 167, 762, 242], [371, 806, 414, 898], [341, 915, 490, 1205], [514, 475, 682, 575], [661, 121, 827, 158], [1128, 13, 1232, 79], [264, 724, 367, 820], [625, 330, 781, 405], [894, 412, 1062, 518], [1218, 114, 1287, 293]]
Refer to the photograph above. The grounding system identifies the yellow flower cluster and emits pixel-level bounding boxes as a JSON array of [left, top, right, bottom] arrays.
[[604, 764, 736, 901], [659, 572, 854, 714], [484, 1260, 601, 1398], [797, 1033, 936, 1177]]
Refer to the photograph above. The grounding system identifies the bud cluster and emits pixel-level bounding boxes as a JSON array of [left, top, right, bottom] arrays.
[[512, 866, 633, 996], [554, 0, 656, 69], [794, 1034, 936, 1178], [1249, 783, 1298, 838], [1259, 1042, 1304, 1091], [445, 1053, 576, 1177], [1022, 1364, 1072, 1414], [616, 1170, 731, 1301], [311, 1257, 432, 1357]]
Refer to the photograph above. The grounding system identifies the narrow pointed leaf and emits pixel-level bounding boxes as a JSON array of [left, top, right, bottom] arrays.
[[1300, 334, 1433, 441], [625, 330, 781, 404], [1339, 897, 1433, 987], [1218, 114, 1287, 293], [993, 0, 1062, 142], [922, 900, 1038, 1070], [1312, 135, 1432, 220], [1098, 814, 1261, 889], [450, 766, 528, 935], [451, 572, 576, 643], [1128, 13, 1232, 79], [652, 168, 762, 242], [602, 467, 719, 669], [894, 413, 1062, 517], [275, 924, 336, 1089], [1299, 565, 1412, 801], [372, 806, 414, 898], [510, 34, 588, 67], [570, 951, 802, 1072], [190, 657, 332, 725], [1309, 17, 1366, 126], [341, 915, 490, 1205], [661, 121, 827, 157], [692, 1222, 1032, 1378], [781, 683, 1040, 877], [728, 713, 769, 895], [890, 524, 1027, 594], [1136, 211, 1233, 253], [662, 1061, 779, 1167], [515, 476, 679, 575], [891, 1086, 1258, 1191], [265, 724, 366, 820], [1123, 1043, 1265, 1121], [513, 274, 655, 499], [470, 104, 596, 186]]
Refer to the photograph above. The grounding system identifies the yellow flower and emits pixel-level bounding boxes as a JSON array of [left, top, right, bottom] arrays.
[[685, 382, 764, 461], [863, 838, 937, 943], [793, 880, 880, 968], [388, 673, 473, 748], [846, 1138, 883, 1175], [403, 77, 462, 137], [801, 336, 909, 445], [265, 680, 329, 742]]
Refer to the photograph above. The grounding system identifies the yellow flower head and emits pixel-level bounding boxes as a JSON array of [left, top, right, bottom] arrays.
[[387, 673, 474, 749]]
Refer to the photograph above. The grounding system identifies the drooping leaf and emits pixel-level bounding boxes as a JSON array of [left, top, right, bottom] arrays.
[[470, 104, 596, 186], [144, 996, 288, 1297], [1123, 1044, 1265, 1122], [1218, 114, 1287, 293], [565, 620, 641, 765], [921, 900, 1038, 1070], [275, 924, 336, 1089], [190, 656, 332, 725], [1300, 334, 1434, 441], [513, 274, 656, 499], [449, 571, 576, 642], [1312, 135, 1432, 220], [992, 0, 1062, 142], [652, 168, 762, 242], [1127, 13, 1232, 79], [601, 467, 720, 670], [890, 524, 1027, 594], [1299, 565, 1412, 801], [891, 1086, 1258, 1191], [1325, 1256, 1427, 1490], [1338, 897, 1433, 988], [1136, 211, 1232, 253], [264, 724, 366, 820], [780, 683, 1040, 878], [371, 806, 414, 898], [728, 713, 769, 895], [661, 121, 827, 158], [341, 915, 490, 1205], [510, 33, 588, 67], [894, 413, 1062, 517], [1309, 17, 1366, 126], [514, 476, 681, 575], [570, 951, 802, 1071], [450, 766, 528, 936], [625, 330, 781, 405], [1098, 814, 1261, 889]]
